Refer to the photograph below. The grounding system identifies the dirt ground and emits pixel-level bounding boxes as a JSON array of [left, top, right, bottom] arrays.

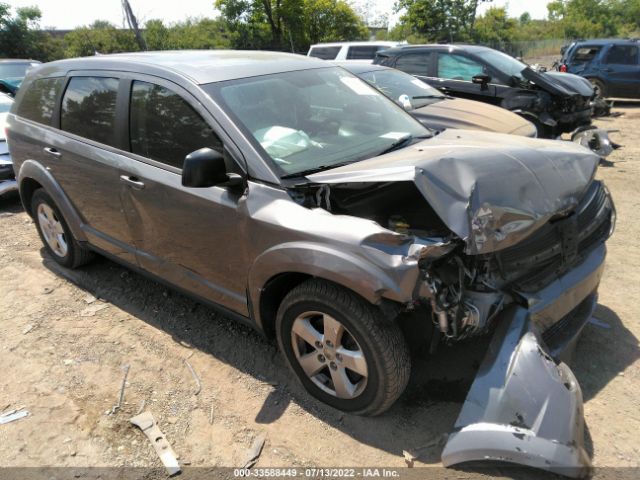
[[1, 104, 639, 479]]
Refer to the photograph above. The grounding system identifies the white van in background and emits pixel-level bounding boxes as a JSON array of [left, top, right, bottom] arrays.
[[307, 41, 401, 63]]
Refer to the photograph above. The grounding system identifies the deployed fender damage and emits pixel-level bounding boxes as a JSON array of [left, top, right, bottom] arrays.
[[296, 129, 615, 477]]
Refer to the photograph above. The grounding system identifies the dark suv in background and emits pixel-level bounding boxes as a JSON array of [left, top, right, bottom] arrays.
[[375, 44, 597, 138], [559, 39, 640, 99]]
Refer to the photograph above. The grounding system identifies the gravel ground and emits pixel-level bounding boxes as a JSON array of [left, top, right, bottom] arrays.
[[0, 104, 638, 479]]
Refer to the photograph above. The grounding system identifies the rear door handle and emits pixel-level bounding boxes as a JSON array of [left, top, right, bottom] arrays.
[[43, 147, 61, 158], [119, 175, 145, 190]]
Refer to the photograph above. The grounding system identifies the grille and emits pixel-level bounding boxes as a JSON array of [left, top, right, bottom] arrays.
[[542, 293, 596, 357], [495, 181, 611, 292]]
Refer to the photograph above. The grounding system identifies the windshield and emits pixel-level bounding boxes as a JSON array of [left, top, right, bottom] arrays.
[[205, 67, 429, 177], [475, 49, 527, 80], [0, 62, 36, 80], [358, 68, 444, 110]]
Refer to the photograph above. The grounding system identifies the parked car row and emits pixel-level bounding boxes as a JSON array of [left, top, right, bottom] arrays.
[[5, 50, 615, 478], [0, 93, 17, 196]]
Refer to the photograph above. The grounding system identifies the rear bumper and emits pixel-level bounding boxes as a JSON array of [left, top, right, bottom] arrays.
[[442, 244, 606, 478]]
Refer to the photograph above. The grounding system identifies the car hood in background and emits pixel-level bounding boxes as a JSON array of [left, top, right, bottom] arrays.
[[522, 67, 594, 98], [412, 97, 537, 137], [308, 129, 598, 254]]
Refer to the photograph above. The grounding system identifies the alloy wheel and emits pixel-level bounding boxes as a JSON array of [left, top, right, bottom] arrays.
[[37, 203, 68, 257], [290, 311, 368, 399]]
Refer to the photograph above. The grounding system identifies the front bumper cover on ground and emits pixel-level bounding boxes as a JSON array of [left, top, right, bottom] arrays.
[[442, 245, 605, 478]]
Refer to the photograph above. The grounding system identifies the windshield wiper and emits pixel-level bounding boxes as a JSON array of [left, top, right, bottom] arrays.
[[411, 95, 444, 100], [377, 134, 431, 157], [281, 162, 354, 179]]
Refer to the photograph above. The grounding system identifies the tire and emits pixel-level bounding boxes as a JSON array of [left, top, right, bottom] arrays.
[[31, 189, 94, 269], [590, 78, 607, 99], [276, 279, 410, 416]]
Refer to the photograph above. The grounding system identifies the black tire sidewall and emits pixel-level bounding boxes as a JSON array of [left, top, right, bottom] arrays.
[[31, 190, 75, 268], [277, 298, 385, 414]]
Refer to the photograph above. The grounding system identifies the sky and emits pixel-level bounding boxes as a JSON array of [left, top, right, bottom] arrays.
[[6, 0, 553, 30]]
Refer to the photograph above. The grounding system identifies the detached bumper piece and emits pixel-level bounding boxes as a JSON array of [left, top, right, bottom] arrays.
[[442, 245, 606, 478]]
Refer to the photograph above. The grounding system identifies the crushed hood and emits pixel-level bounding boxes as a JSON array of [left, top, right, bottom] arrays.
[[412, 98, 536, 137], [307, 129, 599, 255], [522, 68, 594, 98]]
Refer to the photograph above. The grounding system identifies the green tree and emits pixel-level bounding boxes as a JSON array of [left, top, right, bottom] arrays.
[[303, 0, 368, 44], [63, 20, 139, 57], [0, 3, 55, 61], [472, 7, 518, 44], [394, 0, 492, 43]]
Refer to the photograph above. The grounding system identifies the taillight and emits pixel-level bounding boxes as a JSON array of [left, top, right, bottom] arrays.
[[559, 64, 568, 72]]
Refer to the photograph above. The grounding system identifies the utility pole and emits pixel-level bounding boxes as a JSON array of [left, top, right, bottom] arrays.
[[122, 0, 147, 51]]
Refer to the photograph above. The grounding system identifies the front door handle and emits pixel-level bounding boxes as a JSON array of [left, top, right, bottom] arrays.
[[43, 147, 61, 158], [119, 175, 145, 190]]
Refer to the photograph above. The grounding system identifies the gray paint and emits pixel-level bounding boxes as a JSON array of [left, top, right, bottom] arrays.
[[6, 50, 614, 477], [308, 129, 599, 254]]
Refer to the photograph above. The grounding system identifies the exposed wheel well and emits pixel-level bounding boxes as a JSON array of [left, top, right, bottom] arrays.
[[259, 272, 311, 338], [20, 178, 43, 216]]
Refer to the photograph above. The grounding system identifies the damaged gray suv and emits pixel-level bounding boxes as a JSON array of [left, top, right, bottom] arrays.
[[7, 51, 614, 477]]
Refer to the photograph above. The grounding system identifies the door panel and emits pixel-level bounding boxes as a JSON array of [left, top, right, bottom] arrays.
[[121, 161, 249, 314], [50, 75, 135, 261], [120, 78, 250, 314], [432, 52, 498, 102], [600, 45, 640, 97]]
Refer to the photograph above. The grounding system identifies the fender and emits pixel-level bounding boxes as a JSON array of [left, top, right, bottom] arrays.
[[18, 159, 88, 242], [247, 241, 419, 330]]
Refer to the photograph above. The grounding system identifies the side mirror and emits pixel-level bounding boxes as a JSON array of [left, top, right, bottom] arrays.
[[472, 74, 491, 86], [181, 147, 243, 188]]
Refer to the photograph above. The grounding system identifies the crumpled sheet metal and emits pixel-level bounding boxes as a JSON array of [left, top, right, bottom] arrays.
[[441, 305, 591, 478], [308, 129, 599, 255], [441, 246, 606, 477], [572, 128, 619, 158]]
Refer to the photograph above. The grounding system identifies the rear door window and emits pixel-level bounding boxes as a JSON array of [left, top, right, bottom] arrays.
[[438, 53, 483, 81], [15, 77, 64, 125], [604, 45, 639, 65], [346, 46, 382, 60], [129, 80, 221, 169], [308, 47, 341, 60], [60, 76, 119, 146], [394, 53, 432, 76]]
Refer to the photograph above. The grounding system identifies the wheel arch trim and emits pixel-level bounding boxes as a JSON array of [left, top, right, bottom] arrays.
[[18, 160, 87, 242]]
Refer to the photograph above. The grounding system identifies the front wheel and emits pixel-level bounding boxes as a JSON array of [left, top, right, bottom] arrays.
[[276, 279, 410, 416]]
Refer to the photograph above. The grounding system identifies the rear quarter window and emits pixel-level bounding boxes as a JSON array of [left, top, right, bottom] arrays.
[[15, 77, 64, 125], [346, 46, 382, 60], [571, 46, 601, 63], [60, 77, 119, 147], [308, 47, 341, 60], [395, 53, 432, 76]]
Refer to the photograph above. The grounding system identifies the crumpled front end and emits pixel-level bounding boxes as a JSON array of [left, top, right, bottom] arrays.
[[441, 244, 605, 478], [302, 131, 615, 476]]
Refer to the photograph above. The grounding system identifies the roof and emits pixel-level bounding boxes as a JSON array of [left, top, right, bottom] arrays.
[[30, 50, 328, 85], [571, 38, 639, 46], [332, 62, 390, 74], [377, 44, 494, 55], [0, 59, 41, 64], [309, 41, 400, 48]]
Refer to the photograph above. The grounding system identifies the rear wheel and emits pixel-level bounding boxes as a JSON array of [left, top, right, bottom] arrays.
[[276, 279, 410, 416], [31, 189, 94, 268], [590, 78, 607, 99]]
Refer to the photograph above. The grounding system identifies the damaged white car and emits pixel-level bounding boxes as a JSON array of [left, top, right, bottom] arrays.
[[8, 51, 615, 477]]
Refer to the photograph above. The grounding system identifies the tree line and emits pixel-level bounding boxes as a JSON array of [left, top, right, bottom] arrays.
[[1, 0, 639, 63]]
